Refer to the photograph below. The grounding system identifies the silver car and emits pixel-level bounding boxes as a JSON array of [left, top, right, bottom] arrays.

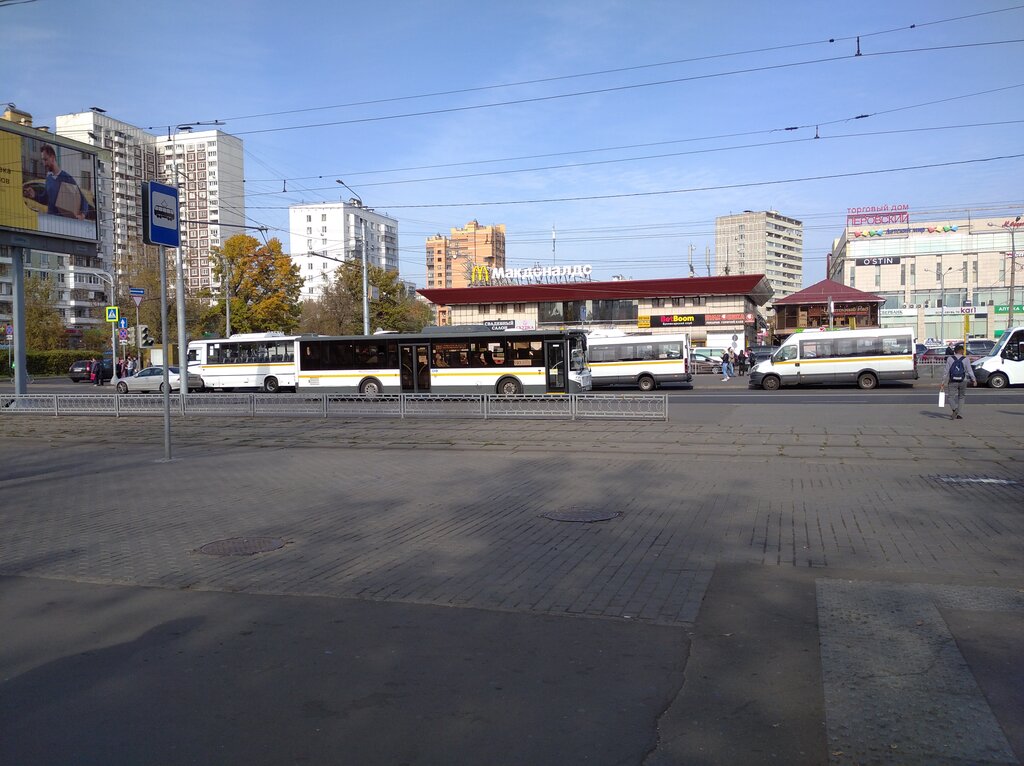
[[115, 366, 204, 393]]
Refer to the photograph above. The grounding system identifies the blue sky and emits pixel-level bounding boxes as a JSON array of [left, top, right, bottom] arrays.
[[3, 0, 1022, 288]]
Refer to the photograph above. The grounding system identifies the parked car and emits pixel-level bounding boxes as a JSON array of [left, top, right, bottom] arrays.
[[68, 358, 113, 382], [918, 342, 993, 365], [689, 353, 722, 375], [748, 346, 779, 366], [967, 339, 995, 356], [115, 366, 204, 393]]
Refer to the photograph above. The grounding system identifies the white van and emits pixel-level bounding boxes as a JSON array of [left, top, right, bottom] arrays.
[[749, 327, 917, 390], [972, 326, 1024, 388]]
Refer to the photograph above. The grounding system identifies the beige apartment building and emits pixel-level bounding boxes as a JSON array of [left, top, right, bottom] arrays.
[[828, 213, 1023, 340], [426, 220, 506, 289], [715, 211, 803, 301]]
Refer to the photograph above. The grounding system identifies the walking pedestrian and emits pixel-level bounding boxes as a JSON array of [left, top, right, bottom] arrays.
[[940, 343, 976, 420], [944, 341, 955, 357], [736, 350, 748, 376], [720, 350, 730, 381], [126, 355, 137, 377], [91, 357, 103, 387]]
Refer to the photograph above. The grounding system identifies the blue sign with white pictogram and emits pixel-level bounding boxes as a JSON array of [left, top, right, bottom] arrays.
[[118, 317, 128, 330], [143, 181, 180, 247]]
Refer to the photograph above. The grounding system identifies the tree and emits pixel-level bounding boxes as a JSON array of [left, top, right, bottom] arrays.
[[210, 235, 303, 334], [303, 260, 431, 335], [23, 274, 67, 350]]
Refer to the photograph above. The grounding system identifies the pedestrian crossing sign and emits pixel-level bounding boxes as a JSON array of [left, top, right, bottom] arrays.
[[106, 306, 119, 323]]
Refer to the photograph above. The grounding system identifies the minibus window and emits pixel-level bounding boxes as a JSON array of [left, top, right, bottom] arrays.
[[777, 346, 797, 361]]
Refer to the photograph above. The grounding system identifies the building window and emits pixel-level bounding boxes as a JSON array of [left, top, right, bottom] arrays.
[[849, 267, 855, 287], [875, 265, 881, 288], [479, 304, 491, 314]]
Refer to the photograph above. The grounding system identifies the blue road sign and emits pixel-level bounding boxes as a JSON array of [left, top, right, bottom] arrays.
[[118, 317, 128, 330], [143, 181, 180, 247], [129, 287, 145, 297]]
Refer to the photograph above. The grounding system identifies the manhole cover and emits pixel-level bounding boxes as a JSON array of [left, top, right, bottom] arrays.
[[541, 508, 621, 523], [197, 537, 285, 556]]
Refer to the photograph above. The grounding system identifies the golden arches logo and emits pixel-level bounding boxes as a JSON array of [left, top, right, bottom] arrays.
[[470, 265, 490, 284]]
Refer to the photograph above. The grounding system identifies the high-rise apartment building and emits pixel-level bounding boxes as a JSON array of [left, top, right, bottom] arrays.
[[158, 128, 245, 292], [715, 211, 803, 301], [426, 220, 506, 289], [288, 199, 399, 302]]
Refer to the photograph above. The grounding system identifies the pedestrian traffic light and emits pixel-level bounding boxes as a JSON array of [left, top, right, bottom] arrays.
[[138, 324, 154, 347]]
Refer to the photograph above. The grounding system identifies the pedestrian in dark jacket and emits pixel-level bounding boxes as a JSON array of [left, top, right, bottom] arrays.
[[940, 343, 976, 419], [92, 358, 103, 386]]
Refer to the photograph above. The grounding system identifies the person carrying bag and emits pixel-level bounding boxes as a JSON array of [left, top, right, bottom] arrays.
[[939, 343, 976, 420]]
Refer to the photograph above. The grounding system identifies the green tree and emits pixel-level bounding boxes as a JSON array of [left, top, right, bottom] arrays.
[[210, 235, 302, 333], [305, 261, 430, 335], [23, 274, 67, 350]]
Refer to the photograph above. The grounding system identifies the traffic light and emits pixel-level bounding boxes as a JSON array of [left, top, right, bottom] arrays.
[[138, 324, 154, 347]]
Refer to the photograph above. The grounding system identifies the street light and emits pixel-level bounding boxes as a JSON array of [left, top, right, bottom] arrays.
[[987, 216, 1021, 334], [336, 179, 370, 334], [937, 265, 954, 345], [95, 271, 119, 379]]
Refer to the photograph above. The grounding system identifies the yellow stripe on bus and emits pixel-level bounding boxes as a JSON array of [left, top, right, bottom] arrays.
[[772, 355, 914, 366]]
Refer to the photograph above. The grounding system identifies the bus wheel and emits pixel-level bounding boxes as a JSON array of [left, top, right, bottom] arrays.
[[360, 378, 382, 396], [761, 375, 781, 391], [988, 372, 1009, 389], [857, 372, 878, 390], [637, 375, 656, 392], [496, 377, 523, 395], [263, 376, 280, 393]]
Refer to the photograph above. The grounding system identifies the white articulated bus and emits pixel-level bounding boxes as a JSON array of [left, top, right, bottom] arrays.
[[587, 332, 692, 391], [972, 326, 1024, 388], [189, 329, 590, 395], [749, 327, 917, 390]]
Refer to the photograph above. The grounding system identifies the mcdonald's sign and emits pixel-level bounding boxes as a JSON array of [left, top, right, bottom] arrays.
[[470, 265, 491, 284]]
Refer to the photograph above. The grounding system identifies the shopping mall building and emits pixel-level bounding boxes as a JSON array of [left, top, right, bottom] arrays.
[[827, 210, 1023, 340], [417, 271, 773, 347]]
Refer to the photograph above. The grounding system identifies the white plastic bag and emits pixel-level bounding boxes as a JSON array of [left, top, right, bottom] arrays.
[[938, 391, 946, 409]]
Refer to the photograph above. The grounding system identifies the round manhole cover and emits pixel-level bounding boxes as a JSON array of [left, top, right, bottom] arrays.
[[541, 508, 620, 523], [197, 537, 285, 556]]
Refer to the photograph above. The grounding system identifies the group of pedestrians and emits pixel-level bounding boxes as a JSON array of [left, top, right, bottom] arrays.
[[116, 356, 139, 380], [720, 349, 751, 381], [87, 356, 140, 386]]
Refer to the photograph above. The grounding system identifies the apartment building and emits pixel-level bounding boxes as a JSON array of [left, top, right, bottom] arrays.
[[288, 199, 399, 302], [426, 220, 506, 289], [158, 128, 245, 292], [715, 211, 803, 301]]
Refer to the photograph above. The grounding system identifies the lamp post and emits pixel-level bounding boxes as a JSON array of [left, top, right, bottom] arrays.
[[938, 265, 954, 345], [336, 179, 370, 335], [987, 216, 1021, 334], [95, 272, 119, 380]]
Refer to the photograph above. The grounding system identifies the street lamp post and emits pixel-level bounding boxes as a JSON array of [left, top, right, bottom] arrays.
[[96, 272, 119, 380], [336, 180, 370, 334], [938, 266, 954, 346]]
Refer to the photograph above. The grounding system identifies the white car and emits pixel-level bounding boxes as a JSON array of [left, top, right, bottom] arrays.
[[115, 366, 204, 393]]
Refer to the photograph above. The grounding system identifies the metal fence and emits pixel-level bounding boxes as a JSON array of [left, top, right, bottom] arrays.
[[0, 392, 668, 421]]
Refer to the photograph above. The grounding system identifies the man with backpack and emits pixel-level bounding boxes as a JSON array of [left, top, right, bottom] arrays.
[[940, 342, 976, 420]]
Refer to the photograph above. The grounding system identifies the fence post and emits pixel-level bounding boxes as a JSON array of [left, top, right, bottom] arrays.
[[250, 394, 256, 418], [114, 392, 120, 418], [53, 394, 59, 417], [483, 394, 489, 420], [323, 393, 328, 419], [400, 393, 406, 419], [570, 394, 577, 421]]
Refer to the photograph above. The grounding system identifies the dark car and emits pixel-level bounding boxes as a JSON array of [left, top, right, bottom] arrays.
[[748, 346, 779, 366], [967, 339, 995, 356], [688, 353, 722, 375], [918, 343, 992, 366], [69, 358, 113, 382]]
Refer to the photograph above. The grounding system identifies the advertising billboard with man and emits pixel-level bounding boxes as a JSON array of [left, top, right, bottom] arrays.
[[0, 122, 99, 244]]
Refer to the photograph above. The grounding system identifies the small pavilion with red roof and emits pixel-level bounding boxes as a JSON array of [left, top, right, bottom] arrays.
[[772, 279, 884, 337]]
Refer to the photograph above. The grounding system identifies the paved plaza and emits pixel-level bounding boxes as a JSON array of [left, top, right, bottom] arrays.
[[1, 399, 1022, 765]]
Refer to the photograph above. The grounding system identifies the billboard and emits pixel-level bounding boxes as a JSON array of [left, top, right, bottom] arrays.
[[0, 122, 99, 244], [845, 204, 910, 240]]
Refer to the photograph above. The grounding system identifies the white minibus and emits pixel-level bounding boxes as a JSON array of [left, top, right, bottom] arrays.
[[587, 332, 691, 391], [972, 326, 1024, 388], [749, 327, 917, 391]]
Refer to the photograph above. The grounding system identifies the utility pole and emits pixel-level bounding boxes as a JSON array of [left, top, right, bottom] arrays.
[[1009, 215, 1020, 331]]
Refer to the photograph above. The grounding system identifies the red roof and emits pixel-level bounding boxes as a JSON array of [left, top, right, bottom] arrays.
[[772, 278, 883, 306], [419, 274, 773, 306]]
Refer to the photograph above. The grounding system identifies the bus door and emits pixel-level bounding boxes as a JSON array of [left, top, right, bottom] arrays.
[[399, 343, 431, 393], [544, 339, 567, 393]]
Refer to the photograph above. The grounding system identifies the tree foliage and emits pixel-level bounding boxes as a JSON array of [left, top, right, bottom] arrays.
[[23, 274, 67, 350], [210, 235, 303, 334], [299, 260, 431, 335]]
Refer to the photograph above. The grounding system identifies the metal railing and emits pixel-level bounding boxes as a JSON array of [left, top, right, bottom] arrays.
[[0, 392, 668, 421]]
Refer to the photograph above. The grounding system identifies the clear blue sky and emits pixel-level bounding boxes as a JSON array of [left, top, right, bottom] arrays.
[[4, 0, 1022, 288]]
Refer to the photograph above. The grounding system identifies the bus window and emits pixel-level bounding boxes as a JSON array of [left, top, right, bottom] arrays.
[[777, 346, 797, 362], [800, 339, 833, 358]]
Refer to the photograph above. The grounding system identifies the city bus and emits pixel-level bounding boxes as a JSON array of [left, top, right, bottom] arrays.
[[187, 332, 301, 392], [749, 326, 917, 390], [587, 332, 692, 391], [189, 328, 591, 395]]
